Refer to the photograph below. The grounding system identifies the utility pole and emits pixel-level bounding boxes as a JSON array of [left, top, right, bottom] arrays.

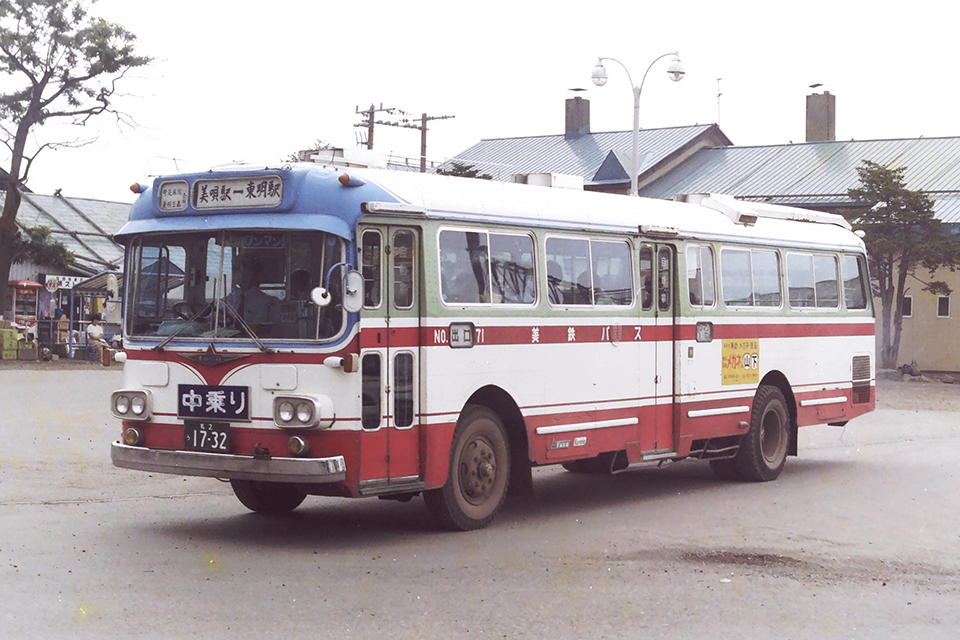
[[354, 103, 396, 150], [376, 109, 455, 172]]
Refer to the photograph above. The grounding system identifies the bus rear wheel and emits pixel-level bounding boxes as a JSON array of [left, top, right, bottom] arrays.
[[734, 385, 790, 482], [230, 480, 307, 514], [424, 405, 510, 531]]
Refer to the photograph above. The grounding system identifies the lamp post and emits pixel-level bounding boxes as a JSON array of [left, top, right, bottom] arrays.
[[591, 52, 685, 196]]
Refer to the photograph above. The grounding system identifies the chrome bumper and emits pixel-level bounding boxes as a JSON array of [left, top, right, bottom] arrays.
[[111, 441, 347, 484]]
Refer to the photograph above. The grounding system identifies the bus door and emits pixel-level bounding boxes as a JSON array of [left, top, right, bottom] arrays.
[[359, 226, 422, 488], [639, 244, 677, 454]]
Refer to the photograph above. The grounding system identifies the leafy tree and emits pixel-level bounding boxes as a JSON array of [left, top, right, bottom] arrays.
[[436, 161, 493, 180], [12, 223, 72, 269], [847, 160, 960, 368], [0, 0, 150, 286]]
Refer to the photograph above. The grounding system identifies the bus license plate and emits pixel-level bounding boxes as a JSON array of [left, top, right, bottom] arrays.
[[184, 421, 230, 452]]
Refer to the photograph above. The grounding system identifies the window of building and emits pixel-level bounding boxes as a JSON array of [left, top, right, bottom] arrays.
[[938, 295, 950, 318], [900, 295, 913, 319]]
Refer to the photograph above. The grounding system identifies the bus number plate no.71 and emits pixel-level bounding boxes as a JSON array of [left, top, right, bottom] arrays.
[[184, 421, 230, 452]]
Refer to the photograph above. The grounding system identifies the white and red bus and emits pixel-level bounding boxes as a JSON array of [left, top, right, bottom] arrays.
[[110, 163, 875, 530]]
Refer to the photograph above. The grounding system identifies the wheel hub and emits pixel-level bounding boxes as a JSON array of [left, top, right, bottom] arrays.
[[459, 439, 498, 503]]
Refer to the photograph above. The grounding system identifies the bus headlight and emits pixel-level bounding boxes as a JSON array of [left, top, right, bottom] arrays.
[[273, 395, 333, 429], [111, 390, 153, 421]]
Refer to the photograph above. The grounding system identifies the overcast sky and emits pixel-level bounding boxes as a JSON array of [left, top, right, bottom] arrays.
[[17, 0, 960, 203]]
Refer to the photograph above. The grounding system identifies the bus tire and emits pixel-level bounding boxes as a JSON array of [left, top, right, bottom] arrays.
[[424, 405, 510, 531], [230, 480, 307, 514], [735, 385, 790, 482]]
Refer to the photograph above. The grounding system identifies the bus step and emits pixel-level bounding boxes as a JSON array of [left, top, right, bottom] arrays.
[[359, 476, 426, 497], [640, 450, 677, 462]]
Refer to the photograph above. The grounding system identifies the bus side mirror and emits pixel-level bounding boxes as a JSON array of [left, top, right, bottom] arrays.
[[311, 287, 331, 307], [343, 270, 363, 313]]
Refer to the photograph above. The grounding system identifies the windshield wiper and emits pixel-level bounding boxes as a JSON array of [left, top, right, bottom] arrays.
[[217, 297, 272, 353], [153, 303, 214, 351]]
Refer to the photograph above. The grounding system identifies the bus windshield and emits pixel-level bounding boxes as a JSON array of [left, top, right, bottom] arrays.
[[127, 230, 345, 342]]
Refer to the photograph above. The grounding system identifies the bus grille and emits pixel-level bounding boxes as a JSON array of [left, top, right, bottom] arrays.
[[852, 356, 871, 381]]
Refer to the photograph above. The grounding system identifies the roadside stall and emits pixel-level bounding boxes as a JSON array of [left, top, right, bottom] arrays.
[[69, 271, 122, 359]]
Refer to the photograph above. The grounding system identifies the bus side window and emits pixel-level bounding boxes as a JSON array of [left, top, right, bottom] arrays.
[[361, 354, 381, 429], [440, 229, 490, 304], [842, 254, 868, 309], [686, 245, 715, 307], [658, 247, 672, 312], [814, 254, 839, 308], [489, 233, 536, 304], [393, 230, 415, 309], [546, 237, 590, 305], [592, 240, 633, 305], [361, 230, 382, 308], [639, 246, 654, 311]]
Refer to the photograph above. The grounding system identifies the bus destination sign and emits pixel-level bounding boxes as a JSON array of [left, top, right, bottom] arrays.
[[193, 176, 283, 210]]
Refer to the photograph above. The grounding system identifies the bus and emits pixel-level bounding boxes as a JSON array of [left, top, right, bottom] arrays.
[[109, 162, 875, 530]]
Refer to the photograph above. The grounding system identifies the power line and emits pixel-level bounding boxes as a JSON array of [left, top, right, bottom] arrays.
[[358, 104, 454, 172]]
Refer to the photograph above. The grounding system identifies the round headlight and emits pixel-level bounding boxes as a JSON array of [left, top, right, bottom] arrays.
[[115, 395, 130, 415], [131, 395, 146, 416], [278, 401, 295, 423], [296, 402, 314, 424]]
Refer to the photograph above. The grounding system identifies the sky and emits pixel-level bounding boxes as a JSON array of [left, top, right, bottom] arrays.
[[14, 0, 960, 204]]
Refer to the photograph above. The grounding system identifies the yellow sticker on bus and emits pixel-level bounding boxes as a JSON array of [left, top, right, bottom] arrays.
[[721, 339, 760, 385]]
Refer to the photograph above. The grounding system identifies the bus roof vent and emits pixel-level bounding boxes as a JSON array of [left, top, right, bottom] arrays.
[[512, 173, 584, 190], [675, 193, 851, 230], [306, 147, 387, 169]]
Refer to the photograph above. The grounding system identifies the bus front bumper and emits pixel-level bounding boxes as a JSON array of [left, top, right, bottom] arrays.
[[111, 441, 347, 484]]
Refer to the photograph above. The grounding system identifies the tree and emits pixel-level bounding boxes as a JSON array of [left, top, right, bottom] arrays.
[[12, 223, 72, 269], [436, 161, 493, 180], [847, 160, 960, 369], [0, 0, 150, 287]]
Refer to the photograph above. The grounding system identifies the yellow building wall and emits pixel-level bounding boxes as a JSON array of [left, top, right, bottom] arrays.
[[882, 267, 960, 373]]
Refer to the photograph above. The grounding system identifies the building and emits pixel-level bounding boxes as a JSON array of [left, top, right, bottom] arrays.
[[4, 189, 128, 327], [437, 96, 731, 192], [441, 93, 960, 371]]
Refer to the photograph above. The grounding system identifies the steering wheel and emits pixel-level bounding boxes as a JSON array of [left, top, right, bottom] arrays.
[[173, 301, 195, 320]]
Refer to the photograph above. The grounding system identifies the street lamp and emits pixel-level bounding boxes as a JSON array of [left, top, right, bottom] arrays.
[[591, 52, 685, 196]]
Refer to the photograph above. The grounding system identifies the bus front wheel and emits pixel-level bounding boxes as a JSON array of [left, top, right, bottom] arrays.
[[230, 480, 307, 514], [424, 405, 510, 531]]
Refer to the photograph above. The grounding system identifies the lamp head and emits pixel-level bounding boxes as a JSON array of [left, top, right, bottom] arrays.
[[591, 58, 608, 87], [667, 54, 685, 82]]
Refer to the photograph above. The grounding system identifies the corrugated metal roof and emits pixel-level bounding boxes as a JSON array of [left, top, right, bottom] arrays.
[[7, 191, 129, 274], [640, 136, 960, 223], [436, 125, 727, 184]]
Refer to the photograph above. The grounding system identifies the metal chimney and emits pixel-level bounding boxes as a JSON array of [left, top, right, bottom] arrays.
[[565, 96, 590, 139], [806, 91, 836, 142]]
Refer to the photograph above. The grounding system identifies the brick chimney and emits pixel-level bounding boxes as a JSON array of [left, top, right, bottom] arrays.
[[806, 91, 836, 142], [565, 96, 590, 139]]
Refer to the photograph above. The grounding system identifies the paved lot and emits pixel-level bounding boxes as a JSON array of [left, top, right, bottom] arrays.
[[1, 362, 958, 639]]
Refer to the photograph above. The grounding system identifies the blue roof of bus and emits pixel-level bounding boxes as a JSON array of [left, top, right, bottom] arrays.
[[117, 163, 864, 252]]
